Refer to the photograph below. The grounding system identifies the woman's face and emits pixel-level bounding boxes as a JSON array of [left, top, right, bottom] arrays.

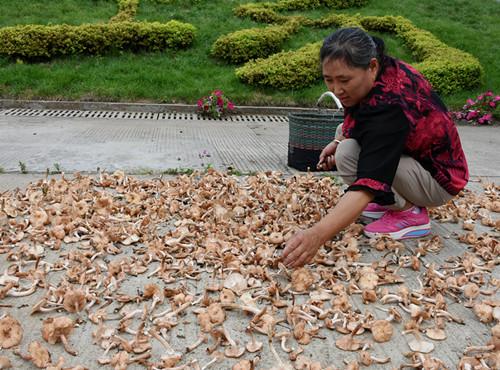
[[322, 57, 379, 107]]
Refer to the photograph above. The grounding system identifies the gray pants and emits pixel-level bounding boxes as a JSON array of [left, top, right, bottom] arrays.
[[334, 125, 453, 210]]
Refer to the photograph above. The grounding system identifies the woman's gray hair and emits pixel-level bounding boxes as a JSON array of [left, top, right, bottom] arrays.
[[320, 27, 385, 69]]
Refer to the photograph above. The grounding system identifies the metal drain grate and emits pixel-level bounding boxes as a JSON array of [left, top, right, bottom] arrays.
[[0, 108, 288, 122]]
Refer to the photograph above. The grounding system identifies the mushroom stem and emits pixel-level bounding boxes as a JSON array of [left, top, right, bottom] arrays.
[[463, 344, 495, 355], [186, 334, 207, 353], [200, 356, 218, 370], [60, 334, 77, 356], [149, 329, 176, 355]]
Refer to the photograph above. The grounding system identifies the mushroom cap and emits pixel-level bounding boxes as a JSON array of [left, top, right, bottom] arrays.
[[28, 341, 51, 368], [371, 320, 393, 343], [245, 338, 263, 353], [41, 316, 74, 344], [0, 355, 12, 369], [63, 289, 87, 313], [223, 273, 247, 295], [207, 303, 226, 325], [0, 315, 23, 349], [463, 283, 480, 299], [492, 323, 500, 339], [291, 267, 314, 293], [224, 346, 246, 358], [473, 303, 493, 323], [407, 337, 435, 353], [335, 334, 363, 351], [357, 268, 378, 291], [425, 328, 447, 341], [232, 359, 252, 370]]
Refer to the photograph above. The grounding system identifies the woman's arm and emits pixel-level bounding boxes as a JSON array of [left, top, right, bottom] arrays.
[[282, 189, 373, 268]]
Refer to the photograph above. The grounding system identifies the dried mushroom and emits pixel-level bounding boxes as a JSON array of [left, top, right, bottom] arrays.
[[0, 315, 23, 349], [41, 316, 77, 356]]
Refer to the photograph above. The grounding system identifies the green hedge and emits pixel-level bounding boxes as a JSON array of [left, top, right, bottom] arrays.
[[234, 3, 288, 24], [360, 16, 483, 94], [236, 14, 483, 94], [211, 20, 302, 64], [235, 15, 362, 89], [110, 0, 140, 22], [236, 42, 322, 89], [0, 21, 196, 60]]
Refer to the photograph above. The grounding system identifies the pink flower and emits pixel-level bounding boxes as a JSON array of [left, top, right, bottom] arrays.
[[217, 97, 223, 107], [466, 110, 479, 120], [213, 90, 223, 97], [489, 101, 496, 108], [197, 99, 203, 108], [227, 101, 235, 110], [485, 91, 493, 97], [466, 98, 475, 106]]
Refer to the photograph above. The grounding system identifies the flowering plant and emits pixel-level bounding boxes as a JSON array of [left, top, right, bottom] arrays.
[[197, 90, 235, 119], [452, 91, 500, 125]]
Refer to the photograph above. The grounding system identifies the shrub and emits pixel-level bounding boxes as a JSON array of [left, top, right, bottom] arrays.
[[110, 0, 140, 22], [211, 20, 302, 64], [236, 14, 482, 94], [360, 16, 483, 94], [0, 21, 196, 60], [234, 3, 287, 24], [236, 42, 322, 89]]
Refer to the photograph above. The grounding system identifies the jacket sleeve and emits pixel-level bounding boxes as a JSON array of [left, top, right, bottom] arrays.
[[346, 103, 410, 205]]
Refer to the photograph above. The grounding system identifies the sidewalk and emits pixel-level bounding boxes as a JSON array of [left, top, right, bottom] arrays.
[[0, 107, 498, 182]]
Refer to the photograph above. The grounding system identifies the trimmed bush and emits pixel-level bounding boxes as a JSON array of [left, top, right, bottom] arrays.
[[234, 3, 288, 24], [235, 15, 362, 89], [360, 16, 483, 94], [0, 21, 196, 60], [236, 14, 482, 94], [236, 42, 322, 89], [110, 0, 140, 22], [211, 20, 302, 64]]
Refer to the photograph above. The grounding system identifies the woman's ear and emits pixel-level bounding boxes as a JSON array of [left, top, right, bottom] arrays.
[[369, 58, 379, 82]]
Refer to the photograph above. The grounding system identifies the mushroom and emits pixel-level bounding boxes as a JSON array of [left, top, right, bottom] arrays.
[[245, 328, 263, 353], [0, 356, 11, 369], [41, 316, 77, 356], [463, 283, 480, 307], [370, 320, 393, 343], [220, 288, 236, 304], [473, 302, 494, 323], [15, 341, 51, 368], [291, 267, 314, 293], [359, 351, 390, 366], [424, 327, 447, 341], [186, 334, 207, 353], [143, 284, 165, 312], [207, 303, 225, 325], [222, 325, 245, 358], [233, 359, 252, 370], [63, 288, 87, 313], [223, 273, 248, 295], [149, 329, 181, 366], [335, 324, 366, 351], [407, 333, 435, 353], [357, 267, 378, 291], [0, 315, 23, 349]]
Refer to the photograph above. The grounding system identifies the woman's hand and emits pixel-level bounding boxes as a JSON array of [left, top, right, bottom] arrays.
[[317, 139, 340, 170], [282, 228, 324, 268]]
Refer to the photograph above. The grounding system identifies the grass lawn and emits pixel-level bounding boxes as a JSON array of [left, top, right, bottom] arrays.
[[0, 0, 498, 109]]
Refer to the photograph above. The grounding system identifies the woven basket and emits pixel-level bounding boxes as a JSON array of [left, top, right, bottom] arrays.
[[287, 110, 343, 171]]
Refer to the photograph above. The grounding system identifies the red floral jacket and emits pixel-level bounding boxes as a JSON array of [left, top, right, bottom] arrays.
[[342, 56, 469, 205]]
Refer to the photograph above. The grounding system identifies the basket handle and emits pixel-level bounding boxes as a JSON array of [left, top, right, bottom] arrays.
[[316, 91, 343, 110]]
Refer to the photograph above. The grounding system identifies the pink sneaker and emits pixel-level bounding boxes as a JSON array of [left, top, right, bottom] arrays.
[[364, 206, 431, 240], [362, 203, 388, 219]]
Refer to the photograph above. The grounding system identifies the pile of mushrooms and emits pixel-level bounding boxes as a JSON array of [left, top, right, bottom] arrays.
[[0, 170, 498, 369]]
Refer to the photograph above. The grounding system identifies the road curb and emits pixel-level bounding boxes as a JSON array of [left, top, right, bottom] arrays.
[[0, 99, 339, 116]]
